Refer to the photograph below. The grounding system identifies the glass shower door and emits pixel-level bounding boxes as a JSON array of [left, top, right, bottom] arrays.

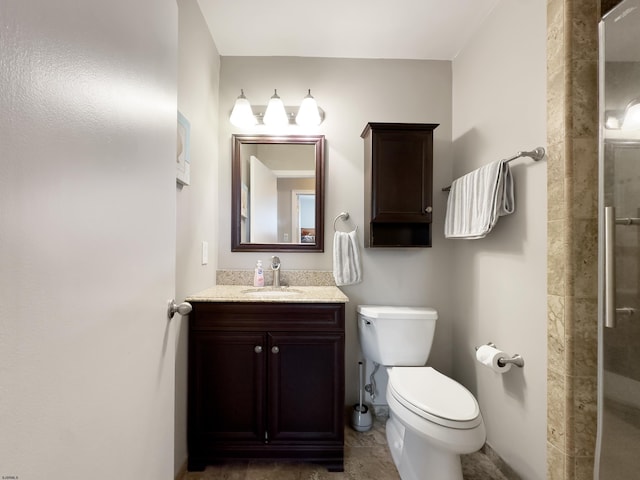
[[597, 0, 640, 477]]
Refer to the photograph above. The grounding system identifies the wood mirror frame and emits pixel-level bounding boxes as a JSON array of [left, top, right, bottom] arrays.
[[231, 134, 325, 252]]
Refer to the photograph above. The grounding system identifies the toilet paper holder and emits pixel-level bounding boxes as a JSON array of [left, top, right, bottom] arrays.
[[475, 342, 525, 368]]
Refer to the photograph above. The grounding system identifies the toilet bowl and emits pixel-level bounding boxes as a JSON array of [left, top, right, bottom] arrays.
[[385, 367, 486, 480], [357, 305, 486, 480]]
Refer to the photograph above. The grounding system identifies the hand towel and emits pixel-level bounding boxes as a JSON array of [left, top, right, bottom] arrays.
[[333, 229, 362, 286], [444, 159, 514, 239]]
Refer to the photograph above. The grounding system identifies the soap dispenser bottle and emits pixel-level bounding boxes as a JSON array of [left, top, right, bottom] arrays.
[[253, 260, 264, 287]]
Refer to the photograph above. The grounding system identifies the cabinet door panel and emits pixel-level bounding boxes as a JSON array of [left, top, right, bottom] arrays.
[[373, 131, 430, 221], [267, 332, 344, 442], [189, 332, 265, 442]]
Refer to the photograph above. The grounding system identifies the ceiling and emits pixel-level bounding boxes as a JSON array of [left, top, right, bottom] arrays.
[[196, 0, 501, 61]]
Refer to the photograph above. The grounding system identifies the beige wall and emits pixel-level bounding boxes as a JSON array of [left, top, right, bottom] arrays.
[[451, 1, 548, 478], [218, 56, 455, 405], [188, 3, 604, 479], [175, 0, 221, 474]]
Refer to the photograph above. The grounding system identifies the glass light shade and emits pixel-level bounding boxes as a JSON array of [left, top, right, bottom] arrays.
[[263, 90, 289, 127], [295, 89, 322, 127], [622, 100, 640, 130], [230, 90, 257, 128]]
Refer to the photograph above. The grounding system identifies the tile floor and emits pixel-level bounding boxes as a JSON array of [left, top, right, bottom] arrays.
[[182, 418, 510, 480]]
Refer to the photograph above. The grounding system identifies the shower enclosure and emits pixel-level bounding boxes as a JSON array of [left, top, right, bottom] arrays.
[[597, 0, 640, 477]]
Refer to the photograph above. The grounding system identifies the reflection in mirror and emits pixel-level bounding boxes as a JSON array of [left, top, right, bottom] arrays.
[[232, 134, 325, 252]]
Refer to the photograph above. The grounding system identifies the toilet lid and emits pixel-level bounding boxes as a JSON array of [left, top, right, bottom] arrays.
[[388, 367, 481, 429]]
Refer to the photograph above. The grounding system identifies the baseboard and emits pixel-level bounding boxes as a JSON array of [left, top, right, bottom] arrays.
[[482, 443, 521, 480], [372, 404, 389, 419], [174, 459, 188, 480]]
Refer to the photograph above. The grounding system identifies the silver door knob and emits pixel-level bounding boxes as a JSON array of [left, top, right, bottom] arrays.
[[254, 346, 263, 353], [271, 346, 280, 354], [425, 206, 433, 213], [167, 299, 192, 320]]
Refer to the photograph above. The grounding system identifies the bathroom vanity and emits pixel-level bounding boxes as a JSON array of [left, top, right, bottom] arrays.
[[186, 286, 348, 472]]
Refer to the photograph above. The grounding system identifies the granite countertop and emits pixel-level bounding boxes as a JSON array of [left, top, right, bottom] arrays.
[[186, 285, 349, 303]]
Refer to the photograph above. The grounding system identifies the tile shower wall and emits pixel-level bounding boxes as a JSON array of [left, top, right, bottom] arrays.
[[546, 0, 601, 478]]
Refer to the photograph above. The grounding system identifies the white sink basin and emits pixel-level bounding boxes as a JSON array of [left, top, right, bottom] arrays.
[[241, 287, 303, 297]]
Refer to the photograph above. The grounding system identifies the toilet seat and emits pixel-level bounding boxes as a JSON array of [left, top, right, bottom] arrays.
[[388, 367, 482, 430]]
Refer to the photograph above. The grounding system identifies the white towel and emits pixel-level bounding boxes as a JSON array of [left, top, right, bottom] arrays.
[[444, 159, 515, 239], [333, 229, 362, 286]]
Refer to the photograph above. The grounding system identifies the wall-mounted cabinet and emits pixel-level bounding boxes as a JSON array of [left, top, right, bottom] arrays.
[[362, 123, 438, 247]]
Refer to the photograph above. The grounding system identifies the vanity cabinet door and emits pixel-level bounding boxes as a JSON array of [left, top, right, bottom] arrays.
[[188, 331, 266, 467], [187, 301, 345, 472], [266, 332, 345, 443]]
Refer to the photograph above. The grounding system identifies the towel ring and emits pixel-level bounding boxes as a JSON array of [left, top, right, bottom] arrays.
[[333, 212, 358, 232]]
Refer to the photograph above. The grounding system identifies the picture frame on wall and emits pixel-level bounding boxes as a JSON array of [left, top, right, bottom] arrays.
[[177, 110, 191, 185]]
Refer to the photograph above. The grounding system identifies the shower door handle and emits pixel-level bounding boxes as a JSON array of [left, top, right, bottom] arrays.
[[604, 206, 617, 328]]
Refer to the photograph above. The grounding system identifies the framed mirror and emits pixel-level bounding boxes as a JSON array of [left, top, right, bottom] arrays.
[[231, 134, 325, 252]]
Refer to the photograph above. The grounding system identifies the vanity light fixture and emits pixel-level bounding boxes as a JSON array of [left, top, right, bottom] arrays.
[[295, 89, 322, 127], [622, 98, 640, 130], [229, 89, 257, 128], [263, 89, 289, 127], [229, 89, 324, 127], [605, 111, 622, 130]]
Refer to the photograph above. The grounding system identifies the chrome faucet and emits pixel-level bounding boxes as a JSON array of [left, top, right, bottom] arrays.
[[271, 256, 281, 288]]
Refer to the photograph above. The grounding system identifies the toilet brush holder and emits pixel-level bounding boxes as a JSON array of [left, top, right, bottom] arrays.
[[351, 361, 373, 432], [351, 402, 373, 432]]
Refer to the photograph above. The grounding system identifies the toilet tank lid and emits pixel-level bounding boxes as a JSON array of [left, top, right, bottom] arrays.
[[357, 305, 438, 320]]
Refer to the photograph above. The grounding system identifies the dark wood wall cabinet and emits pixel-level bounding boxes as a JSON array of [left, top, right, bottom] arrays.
[[188, 302, 345, 472], [362, 122, 439, 247]]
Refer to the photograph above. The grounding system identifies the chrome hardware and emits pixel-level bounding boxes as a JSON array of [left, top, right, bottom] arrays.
[[425, 206, 433, 213], [333, 211, 358, 232], [605, 209, 640, 325], [442, 146, 545, 191], [271, 346, 280, 354], [167, 299, 192, 320], [475, 342, 524, 368], [497, 354, 525, 368], [271, 256, 281, 288], [604, 206, 617, 328], [474, 342, 497, 351], [519, 147, 545, 162], [254, 345, 263, 353], [616, 217, 640, 225]]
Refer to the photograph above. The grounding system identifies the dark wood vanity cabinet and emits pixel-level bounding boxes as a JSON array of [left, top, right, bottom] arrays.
[[187, 302, 345, 472], [362, 122, 439, 247]]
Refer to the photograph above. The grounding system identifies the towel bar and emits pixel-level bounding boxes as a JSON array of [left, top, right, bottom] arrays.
[[442, 146, 545, 192]]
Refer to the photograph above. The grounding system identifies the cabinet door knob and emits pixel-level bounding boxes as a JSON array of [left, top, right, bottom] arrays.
[[254, 346, 263, 353], [271, 346, 280, 354], [425, 206, 433, 213]]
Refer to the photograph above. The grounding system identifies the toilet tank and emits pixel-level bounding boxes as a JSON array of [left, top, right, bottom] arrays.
[[357, 305, 438, 366]]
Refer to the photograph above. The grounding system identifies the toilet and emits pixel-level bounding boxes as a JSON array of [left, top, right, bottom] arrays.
[[357, 305, 486, 480]]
